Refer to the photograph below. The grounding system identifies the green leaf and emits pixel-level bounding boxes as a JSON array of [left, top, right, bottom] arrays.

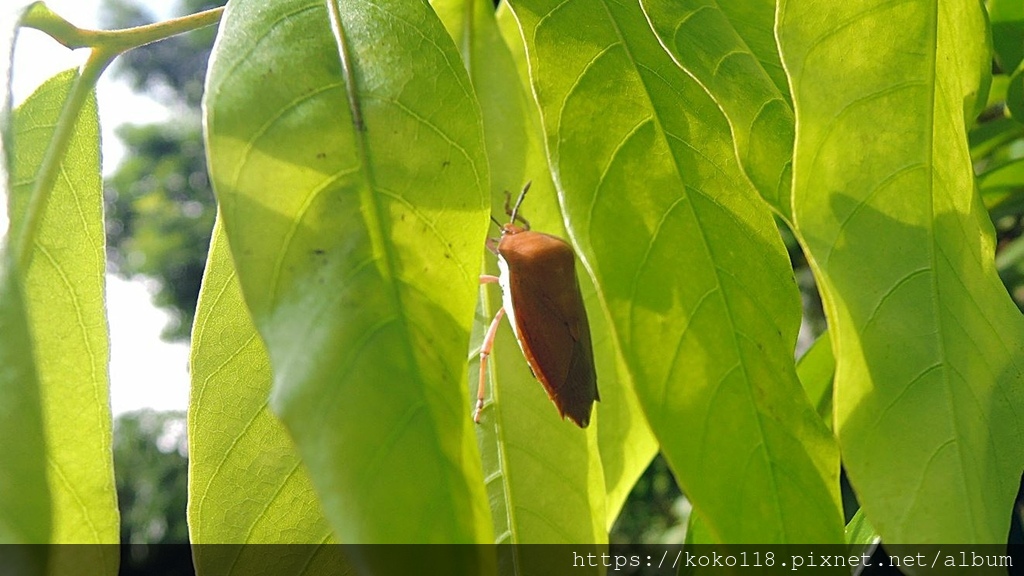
[[507, 0, 843, 543], [189, 221, 339, 564], [970, 116, 1024, 161], [989, 0, 1024, 73], [779, 0, 1024, 543], [434, 0, 606, 547], [437, 0, 656, 544], [997, 233, 1024, 292], [641, 0, 795, 218], [10, 68, 119, 566], [0, 265, 48, 545], [204, 0, 492, 545], [682, 511, 715, 546], [844, 508, 879, 546], [796, 332, 835, 430], [978, 157, 1024, 220], [433, 0, 528, 202], [0, 2, 50, 552], [494, 4, 658, 526], [1008, 61, 1024, 123]]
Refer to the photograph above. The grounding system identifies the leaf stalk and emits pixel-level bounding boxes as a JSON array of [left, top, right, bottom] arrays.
[[11, 2, 224, 272]]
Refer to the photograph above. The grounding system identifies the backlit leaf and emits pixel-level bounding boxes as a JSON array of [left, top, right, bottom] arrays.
[[204, 0, 493, 549], [779, 0, 1024, 543]]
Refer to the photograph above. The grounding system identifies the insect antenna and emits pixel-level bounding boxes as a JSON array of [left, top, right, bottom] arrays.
[[509, 182, 532, 229], [489, 215, 503, 231]]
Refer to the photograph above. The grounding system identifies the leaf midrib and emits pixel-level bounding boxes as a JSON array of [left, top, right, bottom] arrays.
[[323, 0, 469, 537], [924, 0, 976, 540]]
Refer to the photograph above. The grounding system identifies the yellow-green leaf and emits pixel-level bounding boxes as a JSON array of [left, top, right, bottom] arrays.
[[189, 221, 339, 571], [204, 0, 492, 548], [507, 0, 843, 543], [779, 0, 1024, 543], [10, 68, 119, 570]]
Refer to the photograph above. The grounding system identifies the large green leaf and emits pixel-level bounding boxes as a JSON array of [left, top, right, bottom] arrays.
[[434, 0, 606, 549], [189, 221, 341, 570], [507, 0, 842, 543], [641, 0, 794, 219], [204, 0, 492, 546], [779, 0, 1024, 543], [10, 68, 119, 569], [0, 3, 50, 553]]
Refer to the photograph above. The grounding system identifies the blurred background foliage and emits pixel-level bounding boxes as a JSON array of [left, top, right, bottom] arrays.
[[101, 0, 209, 564], [100, 0, 1024, 549], [102, 0, 219, 341], [113, 410, 190, 573], [114, 410, 188, 545]]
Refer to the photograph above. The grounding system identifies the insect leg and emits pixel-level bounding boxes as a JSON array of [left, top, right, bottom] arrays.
[[474, 306, 506, 423], [480, 274, 500, 284]]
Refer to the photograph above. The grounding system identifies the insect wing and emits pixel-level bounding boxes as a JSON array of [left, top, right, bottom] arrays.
[[498, 231, 598, 427]]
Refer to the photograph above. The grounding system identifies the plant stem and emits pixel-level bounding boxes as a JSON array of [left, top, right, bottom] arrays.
[[12, 3, 224, 272], [21, 3, 224, 53]]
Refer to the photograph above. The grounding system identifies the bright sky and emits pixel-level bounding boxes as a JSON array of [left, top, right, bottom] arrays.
[[12, 0, 191, 415]]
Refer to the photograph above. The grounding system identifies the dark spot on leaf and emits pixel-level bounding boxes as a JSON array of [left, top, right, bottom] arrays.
[[316, 152, 326, 159], [442, 160, 450, 167]]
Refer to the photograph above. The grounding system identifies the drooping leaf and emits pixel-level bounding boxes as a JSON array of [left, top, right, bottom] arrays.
[[507, 0, 843, 543], [9, 68, 119, 572], [204, 0, 493, 548], [778, 0, 1024, 543], [433, 0, 528, 202], [189, 220, 341, 571]]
